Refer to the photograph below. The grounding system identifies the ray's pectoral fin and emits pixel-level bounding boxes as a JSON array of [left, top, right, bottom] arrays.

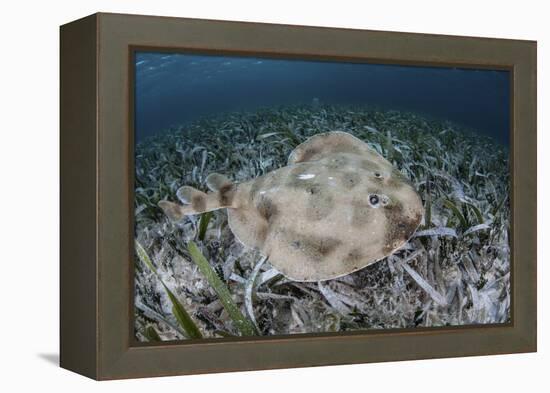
[[288, 131, 377, 164], [158, 174, 236, 222]]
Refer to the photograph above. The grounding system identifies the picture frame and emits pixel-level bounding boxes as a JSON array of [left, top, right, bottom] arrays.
[[60, 12, 537, 380]]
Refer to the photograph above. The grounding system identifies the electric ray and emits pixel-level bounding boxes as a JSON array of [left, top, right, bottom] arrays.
[[159, 131, 424, 282]]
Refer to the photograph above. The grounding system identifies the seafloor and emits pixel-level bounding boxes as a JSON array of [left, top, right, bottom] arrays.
[[134, 104, 510, 342]]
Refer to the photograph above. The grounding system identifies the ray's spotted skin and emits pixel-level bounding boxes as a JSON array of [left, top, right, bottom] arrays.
[[159, 131, 424, 282]]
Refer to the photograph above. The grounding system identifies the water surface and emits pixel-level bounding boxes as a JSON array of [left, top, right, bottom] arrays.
[[134, 52, 510, 145]]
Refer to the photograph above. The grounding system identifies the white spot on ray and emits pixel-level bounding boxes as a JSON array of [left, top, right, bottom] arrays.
[[298, 174, 315, 180]]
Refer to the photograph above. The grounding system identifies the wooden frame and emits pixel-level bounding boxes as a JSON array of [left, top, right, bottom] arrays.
[[60, 12, 537, 380]]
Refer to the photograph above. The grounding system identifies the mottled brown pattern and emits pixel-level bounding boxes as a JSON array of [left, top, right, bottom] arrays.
[[191, 194, 206, 211], [299, 147, 319, 162], [218, 183, 235, 206], [287, 230, 342, 261], [159, 131, 424, 282], [343, 248, 363, 268], [382, 202, 421, 253], [256, 196, 278, 222]]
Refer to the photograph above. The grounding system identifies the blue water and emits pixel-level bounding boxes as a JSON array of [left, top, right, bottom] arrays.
[[134, 52, 510, 145]]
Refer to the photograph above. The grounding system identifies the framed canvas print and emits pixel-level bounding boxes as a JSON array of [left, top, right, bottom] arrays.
[[60, 13, 536, 380]]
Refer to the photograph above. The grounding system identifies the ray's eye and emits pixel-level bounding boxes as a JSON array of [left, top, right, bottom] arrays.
[[374, 172, 382, 178], [369, 194, 379, 206]]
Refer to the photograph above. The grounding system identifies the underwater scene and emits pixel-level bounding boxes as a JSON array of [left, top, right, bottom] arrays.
[[133, 52, 510, 342]]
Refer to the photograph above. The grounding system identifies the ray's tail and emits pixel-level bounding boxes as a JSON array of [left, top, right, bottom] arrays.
[[158, 173, 236, 221]]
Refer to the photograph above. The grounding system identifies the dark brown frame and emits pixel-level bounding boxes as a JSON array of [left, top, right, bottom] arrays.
[[60, 12, 537, 380]]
